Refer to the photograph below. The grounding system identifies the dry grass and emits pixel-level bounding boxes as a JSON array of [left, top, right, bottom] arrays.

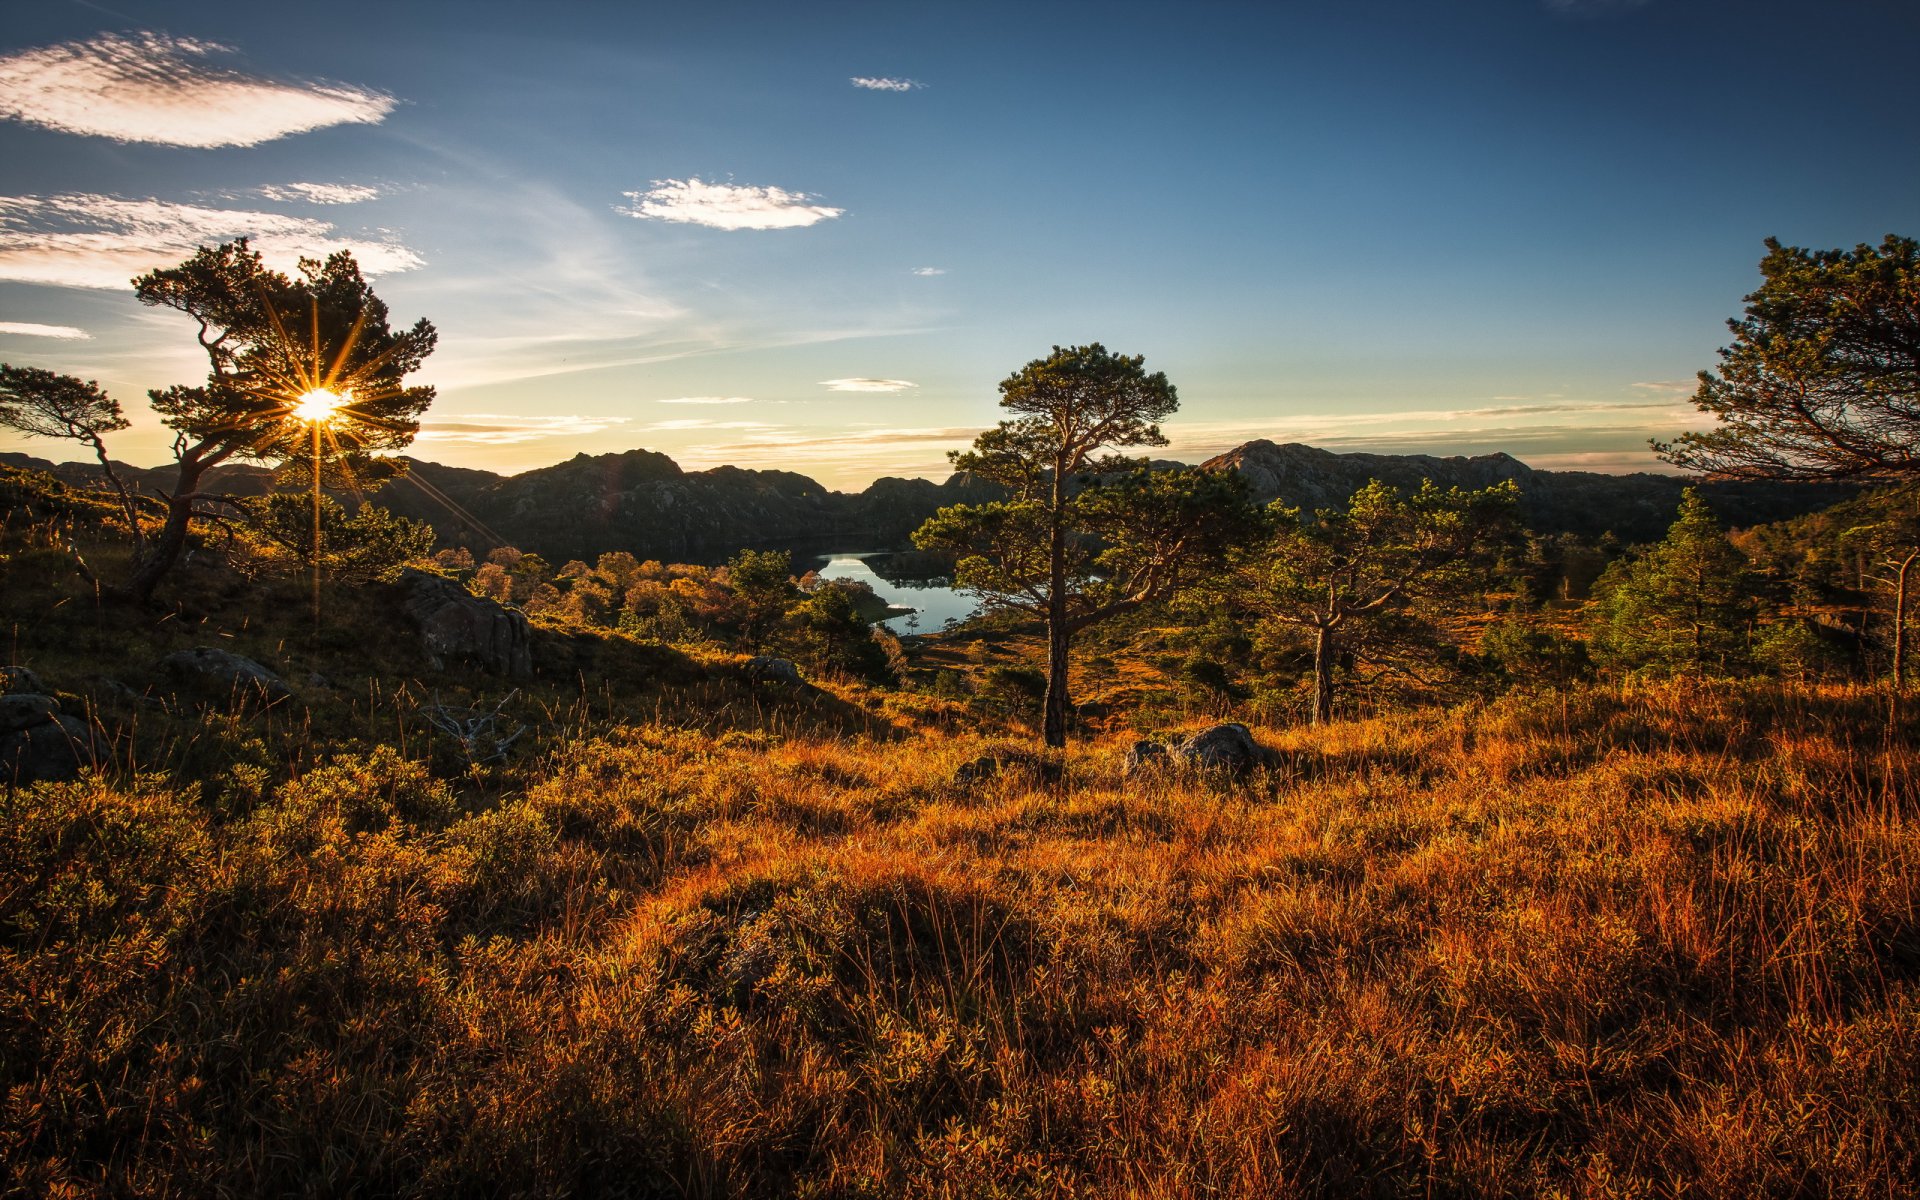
[[4, 680, 1918, 1196]]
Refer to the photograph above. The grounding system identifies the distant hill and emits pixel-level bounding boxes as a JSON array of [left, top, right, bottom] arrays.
[[1203, 441, 1858, 544], [4, 440, 1856, 562]]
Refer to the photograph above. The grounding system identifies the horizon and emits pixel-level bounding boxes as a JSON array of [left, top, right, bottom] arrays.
[[2, 1, 1915, 489]]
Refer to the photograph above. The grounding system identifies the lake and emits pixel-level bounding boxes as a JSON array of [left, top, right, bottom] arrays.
[[810, 552, 979, 635]]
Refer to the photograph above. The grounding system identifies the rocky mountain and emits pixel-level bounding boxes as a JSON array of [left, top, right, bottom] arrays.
[[0, 448, 997, 564], [5, 439, 1857, 563], [1203, 441, 1858, 544]]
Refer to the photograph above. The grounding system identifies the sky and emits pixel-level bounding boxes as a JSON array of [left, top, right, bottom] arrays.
[[0, 0, 1915, 489]]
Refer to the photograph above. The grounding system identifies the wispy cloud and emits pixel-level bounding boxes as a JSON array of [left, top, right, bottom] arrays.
[[412, 413, 632, 445], [910, 266, 945, 277], [0, 193, 423, 290], [851, 76, 921, 92], [1631, 380, 1698, 398], [0, 321, 91, 339], [255, 181, 381, 205], [617, 178, 843, 231], [646, 418, 780, 432], [820, 377, 916, 393], [657, 395, 754, 405], [0, 32, 395, 147]]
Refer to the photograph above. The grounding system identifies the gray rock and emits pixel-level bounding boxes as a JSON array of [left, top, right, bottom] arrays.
[[1171, 723, 1279, 774], [744, 656, 804, 686], [156, 647, 293, 706], [1124, 739, 1170, 773], [85, 676, 143, 705], [398, 568, 533, 678], [953, 753, 1002, 783], [0, 693, 61, 733], [1, 714, 102, 784], [0, 665, 47, 694]]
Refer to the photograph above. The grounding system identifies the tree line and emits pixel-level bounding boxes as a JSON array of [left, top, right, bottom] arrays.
[[4, 234, 1917, 740]]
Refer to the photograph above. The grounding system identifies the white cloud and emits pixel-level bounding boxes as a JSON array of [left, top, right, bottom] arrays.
[[412, 413, 631, 446], [851, 77, 921, 92], [0, 32, 396, 148], [910, 266, 945, 276], [657, 395, 754, 405], [646, 418, 780, 432], [617, 178, 843, 231], [256, 182, 381, 205], [0, 193, 423, 290], [0, 321, 91, 339], [819, 377, 917, 393]]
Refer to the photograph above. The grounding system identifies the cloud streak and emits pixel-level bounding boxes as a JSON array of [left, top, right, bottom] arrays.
[[0, 33, 396, 147], [0, 193, 423, 290], [911, 266, 945, 276], [0, 321, 91, 339], [617, 178, 843, 231], [255, 182, 381, 205], [819, 377, 916, 393], [412, 413, 632, 446], [851, 77, 921, 92]]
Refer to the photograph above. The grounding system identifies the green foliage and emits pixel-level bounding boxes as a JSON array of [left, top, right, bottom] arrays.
[[1479, 614, 1591, 691], [724, 548, 795, 652], [1228, 477, 1518, 722], [1589, 489, 1757, 677], [230, 493, 436, 583], [915, 344, 1260, 745], [788, 580, 897, 683], [1660, 234, 1920, 480]]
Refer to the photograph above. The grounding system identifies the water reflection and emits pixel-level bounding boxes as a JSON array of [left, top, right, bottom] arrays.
[[811, 552, 979, 634]]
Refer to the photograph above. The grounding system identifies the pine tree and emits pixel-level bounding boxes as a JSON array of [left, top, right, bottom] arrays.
[[1589, 489, 1757, 677]]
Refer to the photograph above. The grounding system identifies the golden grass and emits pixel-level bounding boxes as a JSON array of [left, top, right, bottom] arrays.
[[4, 679, 1919, 1196]]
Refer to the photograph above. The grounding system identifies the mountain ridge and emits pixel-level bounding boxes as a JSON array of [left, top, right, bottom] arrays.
[[2, 440, 1856, 562]]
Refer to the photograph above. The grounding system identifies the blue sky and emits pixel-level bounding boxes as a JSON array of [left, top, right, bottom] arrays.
[[1, 0, 1915, 487]]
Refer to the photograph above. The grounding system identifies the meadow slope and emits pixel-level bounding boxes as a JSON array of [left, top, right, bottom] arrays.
[[6, 682, 1918, 1197]]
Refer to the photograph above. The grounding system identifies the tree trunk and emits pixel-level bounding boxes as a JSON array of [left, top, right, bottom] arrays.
[[1042, 509, 1071, 749], [122, 456, 211, 605], [1311, 623, 1335, 726], [1894, 548, 1916, 726]]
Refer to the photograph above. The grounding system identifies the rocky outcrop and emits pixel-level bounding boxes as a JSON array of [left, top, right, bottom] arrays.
[[398, 568, 533, 677], [155, 648, 292, 707], [743, 656, 804, 686], [1128, 723, 1280, 776], [1, 693, 102, 784]]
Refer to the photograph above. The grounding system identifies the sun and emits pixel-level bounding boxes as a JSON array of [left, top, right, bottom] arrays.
[[292, 387, 345, 423]]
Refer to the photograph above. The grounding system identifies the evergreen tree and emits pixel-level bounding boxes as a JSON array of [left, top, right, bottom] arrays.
[[1589, 489, 1757, 677]]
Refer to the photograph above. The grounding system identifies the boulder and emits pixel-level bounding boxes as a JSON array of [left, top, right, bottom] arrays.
[[1126, 723, 1279, 777], [1124, 739, 1170, 772], [0, 693, 61, 733], [743, 656, 804, 686], [155, 647, 293, 707], [0, 699, 101, 784], [0, 665, 47, 694], [397, 568, 533, 677], [1172, 723, 1279, 773]]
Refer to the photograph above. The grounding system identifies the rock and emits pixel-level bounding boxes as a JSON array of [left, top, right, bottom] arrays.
[[0, 693, 61, 733], [155, 647, 293, 707], [1124, 739, 1170, 773], [953, 753, 1002, 783], [1171, 723, 1279, 774], [397, 568, 533, 677], [85, 676, 143, 706], [0, 665, 47, 694], [743, 656, 804, 686], [0, 712, 101, 783]]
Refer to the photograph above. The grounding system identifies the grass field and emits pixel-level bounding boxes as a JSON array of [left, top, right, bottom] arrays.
[[6, 671, 1918, 1197]]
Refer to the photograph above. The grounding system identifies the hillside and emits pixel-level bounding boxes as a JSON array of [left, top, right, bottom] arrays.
[[5, 439, 1854, 563]]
